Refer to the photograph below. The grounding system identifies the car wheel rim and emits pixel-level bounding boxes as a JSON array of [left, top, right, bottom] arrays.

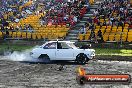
[[77, 55, 86, 64]]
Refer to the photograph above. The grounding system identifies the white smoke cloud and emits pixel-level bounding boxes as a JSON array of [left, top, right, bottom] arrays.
[[7, 50, 32, 61], [3, 46, 40, 62]]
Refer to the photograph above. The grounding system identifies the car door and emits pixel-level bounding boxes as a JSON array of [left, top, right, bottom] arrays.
[[56, 42, 74, 60], [42, 42, 56, 60]]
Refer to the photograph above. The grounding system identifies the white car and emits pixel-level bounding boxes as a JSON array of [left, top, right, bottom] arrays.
[[30, 41, 95, 64]]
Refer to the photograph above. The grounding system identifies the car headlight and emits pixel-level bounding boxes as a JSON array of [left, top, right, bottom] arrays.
[[91, 51, 95, 56]]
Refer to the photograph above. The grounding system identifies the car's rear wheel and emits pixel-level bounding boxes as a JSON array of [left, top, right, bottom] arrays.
[[38, 54, 50, 63], [76, 54, 87, 64]]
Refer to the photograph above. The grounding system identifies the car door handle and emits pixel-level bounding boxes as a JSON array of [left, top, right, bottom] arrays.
[[57, 50, 59, 51]]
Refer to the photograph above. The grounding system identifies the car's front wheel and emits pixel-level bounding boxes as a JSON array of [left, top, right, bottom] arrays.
[[76, 54, 88, 64]]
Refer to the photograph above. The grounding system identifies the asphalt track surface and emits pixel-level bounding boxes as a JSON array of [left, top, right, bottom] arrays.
[[0, 56, 132, 88]]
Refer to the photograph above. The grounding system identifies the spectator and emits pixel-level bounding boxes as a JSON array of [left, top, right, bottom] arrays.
[[97, 30, 103, 42], [89, 23, 94, 31], [79, 26, 86, 34], [118, 21, 123, 27], [93, 17, 99, 24], [90, 31, 98, 43], [87, 17, 93, 23]]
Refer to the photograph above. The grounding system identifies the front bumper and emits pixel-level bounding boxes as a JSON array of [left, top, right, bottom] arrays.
[[87, 54, 95, 59]]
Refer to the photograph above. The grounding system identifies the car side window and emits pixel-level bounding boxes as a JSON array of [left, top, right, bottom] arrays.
[[57, 42, 72, 49], [43, 42, 56, 49]]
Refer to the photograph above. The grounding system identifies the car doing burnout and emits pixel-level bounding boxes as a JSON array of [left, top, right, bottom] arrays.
[[30, 41, 95, 64]]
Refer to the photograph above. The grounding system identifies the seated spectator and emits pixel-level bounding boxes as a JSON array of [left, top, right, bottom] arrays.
[[93, 17, 99, 24], [129, 22, 132, 29], [90, 31, 98, 43], [89, 23, 94, 31], [87, 17, 93, 23], [118, 21, 123, 27], [79, 26, 86, 34], [102, 21, 107, 26]]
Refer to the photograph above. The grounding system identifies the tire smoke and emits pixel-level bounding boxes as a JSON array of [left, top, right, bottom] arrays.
[[7, 50, 33, 61], [3, 46, 39, 62]]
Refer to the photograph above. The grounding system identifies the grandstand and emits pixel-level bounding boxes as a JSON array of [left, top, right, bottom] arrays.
[[0, 0, 132, 42], [76, 0, 132, 43]]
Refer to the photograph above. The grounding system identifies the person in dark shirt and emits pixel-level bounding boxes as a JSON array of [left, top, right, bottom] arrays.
[[118, 21, 123, 27], [98, 30, 103, 42], [88, 17, 93, 23]]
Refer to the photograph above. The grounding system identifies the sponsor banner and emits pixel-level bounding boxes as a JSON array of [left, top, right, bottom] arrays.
[[76, 67, 131, 85]]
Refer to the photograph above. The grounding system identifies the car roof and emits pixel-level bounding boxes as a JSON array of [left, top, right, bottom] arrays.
[[47, 41, 75, 43]]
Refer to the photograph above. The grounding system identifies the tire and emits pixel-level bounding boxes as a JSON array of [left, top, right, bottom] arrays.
[[38, 54, 50, 63], [76, 53, 87, 64], [87, 58, 90, 62]]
